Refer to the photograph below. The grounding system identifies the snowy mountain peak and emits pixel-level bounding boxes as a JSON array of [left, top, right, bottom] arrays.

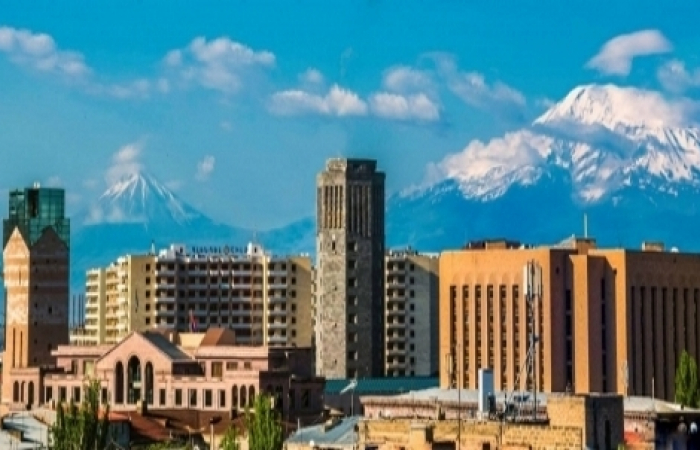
[[83, 170, 201, 227], [421, 83, 700, 206], [534, 84, 696, 131]]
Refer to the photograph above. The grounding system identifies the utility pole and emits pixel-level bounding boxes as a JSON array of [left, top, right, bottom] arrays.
[[523, 260, 542, 421]]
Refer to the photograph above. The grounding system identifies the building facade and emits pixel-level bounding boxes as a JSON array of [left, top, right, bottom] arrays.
[[384, 249, 439, 377], [8, 328, 325, 428], [439, 236, 700, 402], [1, 185, 70, 403], [315, 158, 386, 379], [78, 243, 313, 348]]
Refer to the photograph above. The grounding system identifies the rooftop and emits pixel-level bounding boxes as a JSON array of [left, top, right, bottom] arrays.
[[363, 387, 700, 415], [286, 416, 360, 447], [325, 377, 438, 396]]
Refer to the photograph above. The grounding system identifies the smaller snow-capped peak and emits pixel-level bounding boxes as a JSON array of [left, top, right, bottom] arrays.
[[86, 171, 201, 227], [534, 84, 696, 131]]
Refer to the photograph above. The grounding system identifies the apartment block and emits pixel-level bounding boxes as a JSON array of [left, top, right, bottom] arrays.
[[80, 243, 312, 348], [384, 249, 439, 377], [439, 236, 700, 402], [315, 158, 385, 379]]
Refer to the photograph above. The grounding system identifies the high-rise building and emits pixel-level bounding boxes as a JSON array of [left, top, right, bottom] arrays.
[[78, 243, 313, 347], [2, 185, 70, 403], [315, 158, 385, 379], [439, 236, 700, 402], [384, 249, 439, 377]]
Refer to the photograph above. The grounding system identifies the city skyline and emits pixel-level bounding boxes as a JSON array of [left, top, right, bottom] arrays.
[[2, 1, 700, 231]]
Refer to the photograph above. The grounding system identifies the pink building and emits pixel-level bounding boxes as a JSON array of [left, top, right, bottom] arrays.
[[8, 328, 325, 429]]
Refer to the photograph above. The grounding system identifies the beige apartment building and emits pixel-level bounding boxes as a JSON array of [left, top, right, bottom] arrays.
[[385, 249, 439, 377], [439, 236, 700, 402], [77, 242, 313, 347]]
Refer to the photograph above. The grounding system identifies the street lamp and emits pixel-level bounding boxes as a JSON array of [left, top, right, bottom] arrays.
[[209, 416, 222, 450]]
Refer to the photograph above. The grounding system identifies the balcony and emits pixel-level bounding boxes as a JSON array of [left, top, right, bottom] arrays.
[[267, 322, 287, 330], [386, 347, 406, 357], [386, 308, 405, 317], [155, 296, 175, 303]]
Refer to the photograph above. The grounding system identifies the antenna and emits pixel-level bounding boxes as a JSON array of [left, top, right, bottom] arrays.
[[583, 213, 588, 238]]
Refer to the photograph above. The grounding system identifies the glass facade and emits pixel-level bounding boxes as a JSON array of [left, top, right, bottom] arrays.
[[2, 187, 70, 249]]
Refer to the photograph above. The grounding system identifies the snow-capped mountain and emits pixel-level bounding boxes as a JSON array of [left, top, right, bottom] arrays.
[[69, 170, 313, 293], [79, 172, 205, 229], [389, 83, 700, 251], [432, 84, 700, 204]]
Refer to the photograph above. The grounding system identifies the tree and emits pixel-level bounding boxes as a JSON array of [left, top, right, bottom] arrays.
[[675, 350, 700, 408], [245, 394, 284, 450], [219, 424, 242, 450], [50, 379, 112, 450]]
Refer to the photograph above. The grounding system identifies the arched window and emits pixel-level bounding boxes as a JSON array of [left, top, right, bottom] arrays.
[[20, 381, 25, 403], [240, 385, 247, 408], [115, 361, 124, 404], [13, 381, 19, 403], [248, 386, 255, 407], [145, 362, 154, 405], [28, 381, 35, 406], [232, 385, 238, 410], [127, 356, 142, 404]]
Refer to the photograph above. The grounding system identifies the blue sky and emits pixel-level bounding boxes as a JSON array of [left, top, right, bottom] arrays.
[[1, 0, 699, 228]]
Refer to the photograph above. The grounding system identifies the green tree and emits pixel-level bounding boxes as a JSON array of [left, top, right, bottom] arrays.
[[50, 379, 112, 450], [219, 424, 242, 450], [675, 350, 700, 408], [245, 394, 284, 450]]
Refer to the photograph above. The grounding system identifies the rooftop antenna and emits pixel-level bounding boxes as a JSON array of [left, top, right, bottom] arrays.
[[150, 239, 156, 256], [583, 213, 588, 238]]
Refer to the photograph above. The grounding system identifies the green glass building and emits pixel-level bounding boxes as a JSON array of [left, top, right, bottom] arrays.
[[2, 185, 70, 249]]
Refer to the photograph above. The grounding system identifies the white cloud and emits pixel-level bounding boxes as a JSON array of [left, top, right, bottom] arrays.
[[382, 66, 433, 92], [220, 120, 233, 131], [299, 68, 324, 85], [45, 175, 63, 187], [438, 130, 549, 181], [196, 155, 216, 181], [106, 142, 144, 184], [269, 84, 368, 117], [429, 53, 526, 111], [0, 26, 90, 79], [165, 36, 275, 94], [586, 29, 672, 76], [657, 59, 700, 93], [369, 92, 439, 121]]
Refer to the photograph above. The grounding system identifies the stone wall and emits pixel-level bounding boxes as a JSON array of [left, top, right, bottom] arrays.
[[357, 394, 625, 449], [358, 419, 584, 450]]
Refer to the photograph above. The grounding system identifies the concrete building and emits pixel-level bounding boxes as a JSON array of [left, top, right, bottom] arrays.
[[384, 249, 439, 377], [77, 242, 313, 348], [1, 185, 70, 403], [315, 158, 385, 379], [439, 236, 700, 402]]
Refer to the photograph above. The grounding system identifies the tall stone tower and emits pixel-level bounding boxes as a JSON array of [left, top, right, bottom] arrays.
[[2, 185, 70, 404], [315, 158, 385, 379]]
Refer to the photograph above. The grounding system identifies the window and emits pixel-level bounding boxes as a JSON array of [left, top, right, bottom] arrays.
[[243, 361, 252, 370], [59, 387, 67, 401], [219, 389, 226, 408], [189, 389, 198, 407], [204, 389, 213, 407], [159, 389, 166, 406], [211, 362, 223, 378], [46, 387, 54, 402], [101, 388, 108, 404], [175, 389, 183, 406], [301, 389, 310, 408], [73, 386, 81, 403], [226, 361, 239, 370]]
